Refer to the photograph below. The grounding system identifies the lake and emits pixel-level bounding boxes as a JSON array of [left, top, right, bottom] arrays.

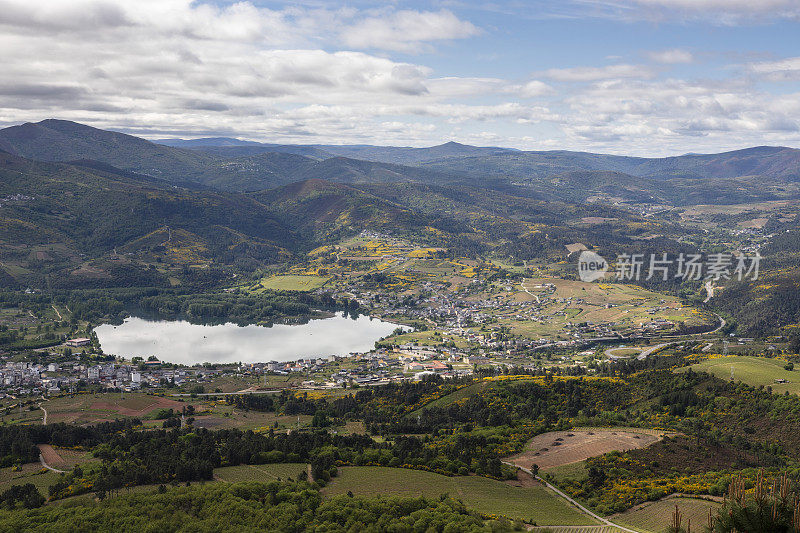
[[94, 312, 402, 365]]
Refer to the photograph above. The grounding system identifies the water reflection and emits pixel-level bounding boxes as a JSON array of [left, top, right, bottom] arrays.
[[94, 312, 401, 365]]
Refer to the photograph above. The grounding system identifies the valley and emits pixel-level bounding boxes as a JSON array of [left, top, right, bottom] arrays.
[[2, 121, 800, 533]]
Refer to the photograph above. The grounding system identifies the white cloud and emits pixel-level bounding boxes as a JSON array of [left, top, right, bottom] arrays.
[[748, 56, 800, 81], [339, 9, 481, 53], [565, 0, 800, 23], [646, 48, 694, 64], [544, 64, 655, 82], [0, 0, 798, 154], [515, 80, 554, 98]]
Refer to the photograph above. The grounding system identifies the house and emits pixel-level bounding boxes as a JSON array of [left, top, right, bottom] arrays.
[[66, 338, 91, 347], [424, 361, 448, 371], [463, 355, 490, 365]]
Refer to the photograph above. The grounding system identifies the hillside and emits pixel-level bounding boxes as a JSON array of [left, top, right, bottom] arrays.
[[0, 151, 295, 288], [0, 119, 216, 181]]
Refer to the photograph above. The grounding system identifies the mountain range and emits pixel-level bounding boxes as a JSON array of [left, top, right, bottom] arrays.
[[2, 120, 800, 204]]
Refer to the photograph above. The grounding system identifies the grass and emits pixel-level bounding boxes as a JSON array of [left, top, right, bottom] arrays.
[[607, 348, 641, 357], [214, 464, 309, 483], [322, 466, 597, 525], [612, 497, 720, 533], [678, 356, 800, 395], [258, 275, 329, 291], [544, 461, 588, 482], [0, 464, 62, 497], [406, 380, 499, 418]]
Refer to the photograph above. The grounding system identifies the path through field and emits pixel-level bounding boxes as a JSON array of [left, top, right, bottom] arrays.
[[38, 444, 66, 473], [506, 463, 639, 533]]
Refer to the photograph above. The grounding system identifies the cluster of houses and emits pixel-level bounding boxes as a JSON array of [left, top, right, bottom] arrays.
[[0, 356, 223, 397]]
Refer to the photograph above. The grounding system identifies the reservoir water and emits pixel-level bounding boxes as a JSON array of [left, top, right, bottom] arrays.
[[94, 312, 401, 365]]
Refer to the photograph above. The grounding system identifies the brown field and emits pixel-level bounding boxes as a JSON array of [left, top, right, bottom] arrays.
[[36, 393, 200, 426], [38, 444, 65, 466], [506, 429, 663, 471], [89, 396, 185, 417]]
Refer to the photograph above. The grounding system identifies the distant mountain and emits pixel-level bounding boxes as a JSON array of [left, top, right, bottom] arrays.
[[0, 119, 216, 181], [155, 137, 263, 148], [0, 120, 465, 192], [311, 141, 518, 165], [156, 137, 517, 165], [422, 146, 800, 182], [4, 120, 800, 202]]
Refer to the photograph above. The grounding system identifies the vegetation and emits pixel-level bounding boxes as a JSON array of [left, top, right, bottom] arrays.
[[0, 481, 522, 532]]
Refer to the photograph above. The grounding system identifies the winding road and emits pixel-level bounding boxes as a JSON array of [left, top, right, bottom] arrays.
[[503, 462, 638, 533]]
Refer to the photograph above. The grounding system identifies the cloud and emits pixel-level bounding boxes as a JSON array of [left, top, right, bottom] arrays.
[[515, 80, 554, 98], [544, 64, 655, 82], [552, 0, 800, 23], [748, 56, 800, 81], [339, 9, 481, 53], [0, 0, 798, 154], [646, 48, 694, 64]]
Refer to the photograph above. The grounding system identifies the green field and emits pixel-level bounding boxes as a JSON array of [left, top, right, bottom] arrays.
[[258, 275, 329, 291], [406, 380, 496, 417], [612, 497, 720, 533], [214, 463, 309, 483], [544, 461, 588, 482], [0, 464, 61, 497], [679, 356, 800, 394], [322, 466, 597, 525], [607, 347, 642, 358]]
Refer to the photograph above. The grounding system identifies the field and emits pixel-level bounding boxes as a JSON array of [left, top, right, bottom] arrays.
[[257, 274, 330, 291], [506, 429, 663, 471], [322, 466, 597, 525], [505, 278, 709, 341], [679, 356, 800, 395], [3, 391, 316, 432], [214, 463, 309, 483], [37, 445, 96, 469], [611, 497, 720, 533], [606, 347, 642, 358], [0, 463, 61, 497], [544, 461, 589, 484], [28, 393, 195, 425]]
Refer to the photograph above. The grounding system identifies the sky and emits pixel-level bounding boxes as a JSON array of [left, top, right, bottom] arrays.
[[2, 0, 800, 155]]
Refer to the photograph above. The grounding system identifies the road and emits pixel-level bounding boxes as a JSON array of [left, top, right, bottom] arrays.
[[170, 389, 280, 397], [636, 342, 673, 360], [519, 281, 541, 304], [503, 462, 639, 533]]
